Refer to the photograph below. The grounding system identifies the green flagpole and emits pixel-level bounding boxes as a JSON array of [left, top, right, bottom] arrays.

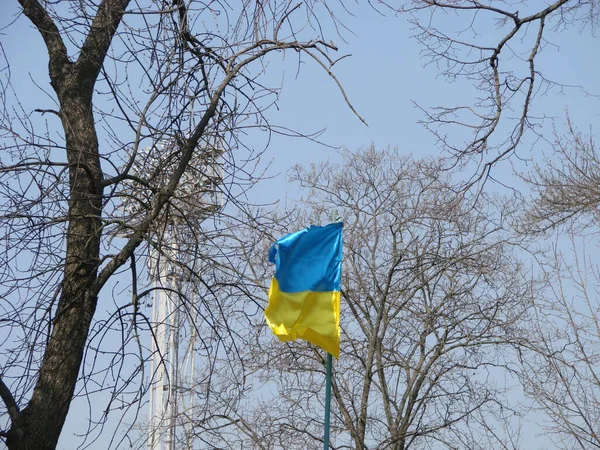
[[324, 210, 339, 449], [324, 352, 332, 449]]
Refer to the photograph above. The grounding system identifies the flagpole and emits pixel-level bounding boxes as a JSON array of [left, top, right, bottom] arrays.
[[324, 210, 340, 449], [323, 352, 332, 449]]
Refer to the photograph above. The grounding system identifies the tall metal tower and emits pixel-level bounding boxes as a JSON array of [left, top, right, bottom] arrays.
[[121, 138, 223, 450], [147, 232, 195, 450]]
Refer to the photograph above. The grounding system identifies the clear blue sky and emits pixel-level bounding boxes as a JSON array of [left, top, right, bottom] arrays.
[[1, 1, 599, 448]]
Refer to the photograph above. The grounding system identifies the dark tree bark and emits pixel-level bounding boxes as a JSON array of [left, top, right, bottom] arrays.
[[5, 1, 129, 448]]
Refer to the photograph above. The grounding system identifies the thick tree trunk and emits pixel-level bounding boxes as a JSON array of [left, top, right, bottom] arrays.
[[6, 1, 130, 447], [6, 81, 104, 450]]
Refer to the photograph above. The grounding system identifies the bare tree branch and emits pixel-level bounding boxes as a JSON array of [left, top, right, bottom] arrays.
[[0, 376, 20, 432]]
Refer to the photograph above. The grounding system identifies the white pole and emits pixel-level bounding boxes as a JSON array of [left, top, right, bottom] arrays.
[[166, 257, 180, 450], [148, 253, 169, 450]]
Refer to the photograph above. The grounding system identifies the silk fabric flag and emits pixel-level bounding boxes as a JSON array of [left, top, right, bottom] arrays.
[[265, 222, 343, 358]]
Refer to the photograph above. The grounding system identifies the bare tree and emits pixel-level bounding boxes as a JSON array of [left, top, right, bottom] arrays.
[[519, 233, 600, 449], [381, 0, 598, 187], [226, 147, 534, 449], [521, 121, 600, 234], [0, 1, 363, 449], [516, 119, 600, 448]]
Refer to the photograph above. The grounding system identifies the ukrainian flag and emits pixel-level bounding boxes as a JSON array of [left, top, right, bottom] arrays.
[[265, 222, 343, 358]]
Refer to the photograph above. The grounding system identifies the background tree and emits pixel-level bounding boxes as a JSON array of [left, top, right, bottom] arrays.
[[383, 0, 598, 187], [0, 1, 361, 449], [518, 233, 600, 449], [522, 122, 600, 234], [227, 147, 534, 449], [516, 122, 600, 448]]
